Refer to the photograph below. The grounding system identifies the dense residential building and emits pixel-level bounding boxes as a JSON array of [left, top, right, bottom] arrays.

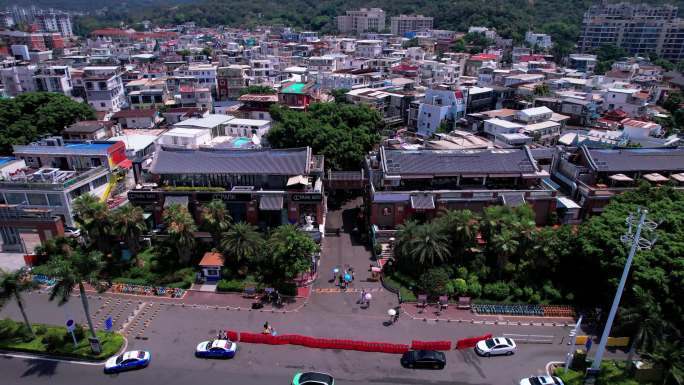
[[337, 8, 386, 35], [0, 64, 37, 96], [34, 65, 72, 95], [216, 65, 250, 100], [416, 88, 467, 137], [578, 2, 684, 61], [83, 66, 126, 112], [390, 15, 434, 37], [525, 31, 553, 49], [3, 137, 128, 227]]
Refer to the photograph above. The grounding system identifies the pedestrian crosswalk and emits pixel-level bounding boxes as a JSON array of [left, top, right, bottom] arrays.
[[312, 287, 383, 293]]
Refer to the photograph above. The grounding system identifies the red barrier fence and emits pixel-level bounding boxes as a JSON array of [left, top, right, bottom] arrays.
[[411, 340, 452, 351], [456, 334, 492, 349], [232, 331, 409, 354], [226, 330, 239, 341]]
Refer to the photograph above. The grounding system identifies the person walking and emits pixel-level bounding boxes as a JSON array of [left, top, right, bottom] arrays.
[[359, 289, 366, 305]]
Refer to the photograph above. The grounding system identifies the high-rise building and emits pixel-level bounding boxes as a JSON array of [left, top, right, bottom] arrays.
[[390, 15, 433, 37], [337, 8, 386, 34], [578, 3, 684, 61]]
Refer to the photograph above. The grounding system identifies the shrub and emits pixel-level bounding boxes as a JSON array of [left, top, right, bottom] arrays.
[[542, 282, 562, 302], [73, 324, 85, 340], [217, 279, 247, 293], [448, 278, 468, 296], [466, 278, 482, 298], [483, 281, 510, 300], [0, 318, 18, 339], [418, 268, 450, 298], [43, 329, 65, 352], [276, 282, 297, 296], [35, 325, 48, 336], [112, 277, 149, 286]]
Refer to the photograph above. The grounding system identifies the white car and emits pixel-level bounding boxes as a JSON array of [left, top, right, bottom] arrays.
[[195, 339, 237, 358], [64, 226, 81, 238], [475, 337, 516, 356], [104, 350, 150, 373], [520, 376, 564, 385]]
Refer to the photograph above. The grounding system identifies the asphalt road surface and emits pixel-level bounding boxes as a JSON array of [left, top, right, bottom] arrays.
[[0, 292, 605, 385]]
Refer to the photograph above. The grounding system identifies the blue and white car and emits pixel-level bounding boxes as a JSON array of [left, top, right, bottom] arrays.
[[104, 350, 150, 374], [195, 339, 237, 359]]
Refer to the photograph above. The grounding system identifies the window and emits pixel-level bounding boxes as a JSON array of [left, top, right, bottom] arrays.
[[100, 102, 106, 107], [47, 194, 62, 206], [27, 193, 48, 206], [5, 192, 26, 205], [91, 158, 102, 167]]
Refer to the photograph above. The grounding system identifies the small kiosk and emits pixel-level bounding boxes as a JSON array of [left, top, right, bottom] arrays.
[[199, 252, 225, 282]]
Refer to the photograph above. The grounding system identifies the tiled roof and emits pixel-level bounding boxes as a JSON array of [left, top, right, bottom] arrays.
[[381, 147, 538, 176], [199, 252, 224, 267], [150, 147, 310, 175], [584, 147, 684, 172]]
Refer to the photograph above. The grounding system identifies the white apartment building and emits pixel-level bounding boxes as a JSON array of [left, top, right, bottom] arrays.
[[604, 87, 648, 117], [34, 66, 72, 95], [390, 15, 433, 36], [0, 64, 37, 96], [355, 40, 383, 58], [224, 118, 271, 138], [417, 89, 467, 137], [83, 66, 126, 112], [525, 31, 553, 49], [176, 63, 218, 91], [337, 8, 386, 35]]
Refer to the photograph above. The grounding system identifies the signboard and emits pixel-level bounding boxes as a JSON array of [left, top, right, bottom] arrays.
[[290, 193, 322, 202], [128, 191, 159, 202], [196, 192, 252, 202], [65, 319, 75, 332], [89, 337, 102, 354]]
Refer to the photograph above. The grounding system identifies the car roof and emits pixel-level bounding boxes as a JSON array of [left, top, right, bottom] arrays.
[[121, 351, 139, 360], [211, 340, 229, 349], [416, 350, 441, 358], [299, 372, 333, 384]]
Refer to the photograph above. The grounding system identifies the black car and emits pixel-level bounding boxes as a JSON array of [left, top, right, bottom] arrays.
[[400, 350, 446, 369]]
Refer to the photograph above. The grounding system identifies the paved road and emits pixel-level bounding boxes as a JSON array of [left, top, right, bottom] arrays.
[[0, 201, 628, 385]]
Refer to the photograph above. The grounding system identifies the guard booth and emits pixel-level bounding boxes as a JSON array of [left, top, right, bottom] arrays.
[[198, 252, 224, 282]]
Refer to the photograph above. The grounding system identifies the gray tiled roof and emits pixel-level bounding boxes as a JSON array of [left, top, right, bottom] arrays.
[[382, 147, 537, 176], [150, 147, 310, 175], [585, 147, 684, 172]]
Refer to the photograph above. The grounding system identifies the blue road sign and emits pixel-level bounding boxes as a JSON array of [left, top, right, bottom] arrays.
[[104, 316, 113, 331]]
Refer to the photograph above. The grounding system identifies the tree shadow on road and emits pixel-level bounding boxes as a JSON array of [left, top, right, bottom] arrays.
[[21, 358, 59, 377], [458, 349, 487, 379]]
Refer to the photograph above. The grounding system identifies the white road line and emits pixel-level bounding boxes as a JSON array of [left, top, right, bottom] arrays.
[[0, 352, 104, 366]]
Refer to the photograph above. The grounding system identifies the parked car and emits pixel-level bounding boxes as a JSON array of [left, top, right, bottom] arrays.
[[64, 226, 81, 238], [104, 350, 150, 374], [195, 339, 237, 358], [520, 375, 564, 385], [292, 371, 334, 385], [475, 337, 516, 356], [400, 350, 446, 369]]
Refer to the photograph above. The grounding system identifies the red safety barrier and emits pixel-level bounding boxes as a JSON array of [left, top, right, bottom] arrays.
[[456, 333, 492, 349], [411, 340, 452, 351], [234, 331, 410, 354], [226, 331, 239, 341]]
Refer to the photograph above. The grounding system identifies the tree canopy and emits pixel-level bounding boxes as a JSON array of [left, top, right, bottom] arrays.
[[266, 102, 382, 170], [0, 92, 95, 155]]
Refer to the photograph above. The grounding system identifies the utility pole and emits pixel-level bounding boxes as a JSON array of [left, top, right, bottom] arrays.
[[586, 209, 658, 381], [565, 315, 583, 372]]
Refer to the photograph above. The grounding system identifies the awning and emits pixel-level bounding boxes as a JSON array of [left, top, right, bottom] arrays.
[[410, 194, 435, 210], [609, 173, 634, 182], [259, 195, 284, 211], [671, 173, 684, 182], [287, 175, 308, 186], [117, 159, 133, 169], [164, 195, 189, 208], [500, 193, 526, 207], [643, 173, 668, 183]]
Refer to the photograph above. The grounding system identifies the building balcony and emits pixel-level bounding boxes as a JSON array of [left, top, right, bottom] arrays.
[[0, 166, 108, 191]]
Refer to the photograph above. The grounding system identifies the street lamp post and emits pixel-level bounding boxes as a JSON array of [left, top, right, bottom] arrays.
[[586, 209, 658, 381]]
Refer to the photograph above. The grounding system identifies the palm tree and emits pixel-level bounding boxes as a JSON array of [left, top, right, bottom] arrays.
[[163, 203, 197, 264], [201, 199, 231, 245], [0, 269, 37, 338], [395, 219, 420, 260], [621, 287, 670, 362], [34, 236, 75, 259], [72, 194, 111, 252], [435, 209, 478, 262], [642, 339, 684, 385], [110, 204, 147, 256], [406, 222, 450, 269], [220, 222, 263, 265], [46, 250, 105, 347]]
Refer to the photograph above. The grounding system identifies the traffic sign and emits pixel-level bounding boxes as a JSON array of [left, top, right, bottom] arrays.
[[104, 316, 113, 332], [65, 319, 75, 332]]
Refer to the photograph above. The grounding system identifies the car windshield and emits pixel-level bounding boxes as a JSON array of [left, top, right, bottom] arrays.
[[137, 351, 146, 359], [300, 372, 333, 384], [530, 377, 544, 385], [115, 355, 124, 365], [505, 338, 514, 346], [485, 339, 496, 348]]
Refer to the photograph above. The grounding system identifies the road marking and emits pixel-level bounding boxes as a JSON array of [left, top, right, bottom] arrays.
[[0, 352, 104, 366]]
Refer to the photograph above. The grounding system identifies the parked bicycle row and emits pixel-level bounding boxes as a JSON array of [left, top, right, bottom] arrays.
[[110, 283, 185, 298]]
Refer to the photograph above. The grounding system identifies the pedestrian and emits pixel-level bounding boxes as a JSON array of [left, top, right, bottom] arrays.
[[349, 267, 355, 281], [364, 293, 372, 308], [263, 322, 272, 334], [359, 289, 366, 304], [338, 274, 343, 287]]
